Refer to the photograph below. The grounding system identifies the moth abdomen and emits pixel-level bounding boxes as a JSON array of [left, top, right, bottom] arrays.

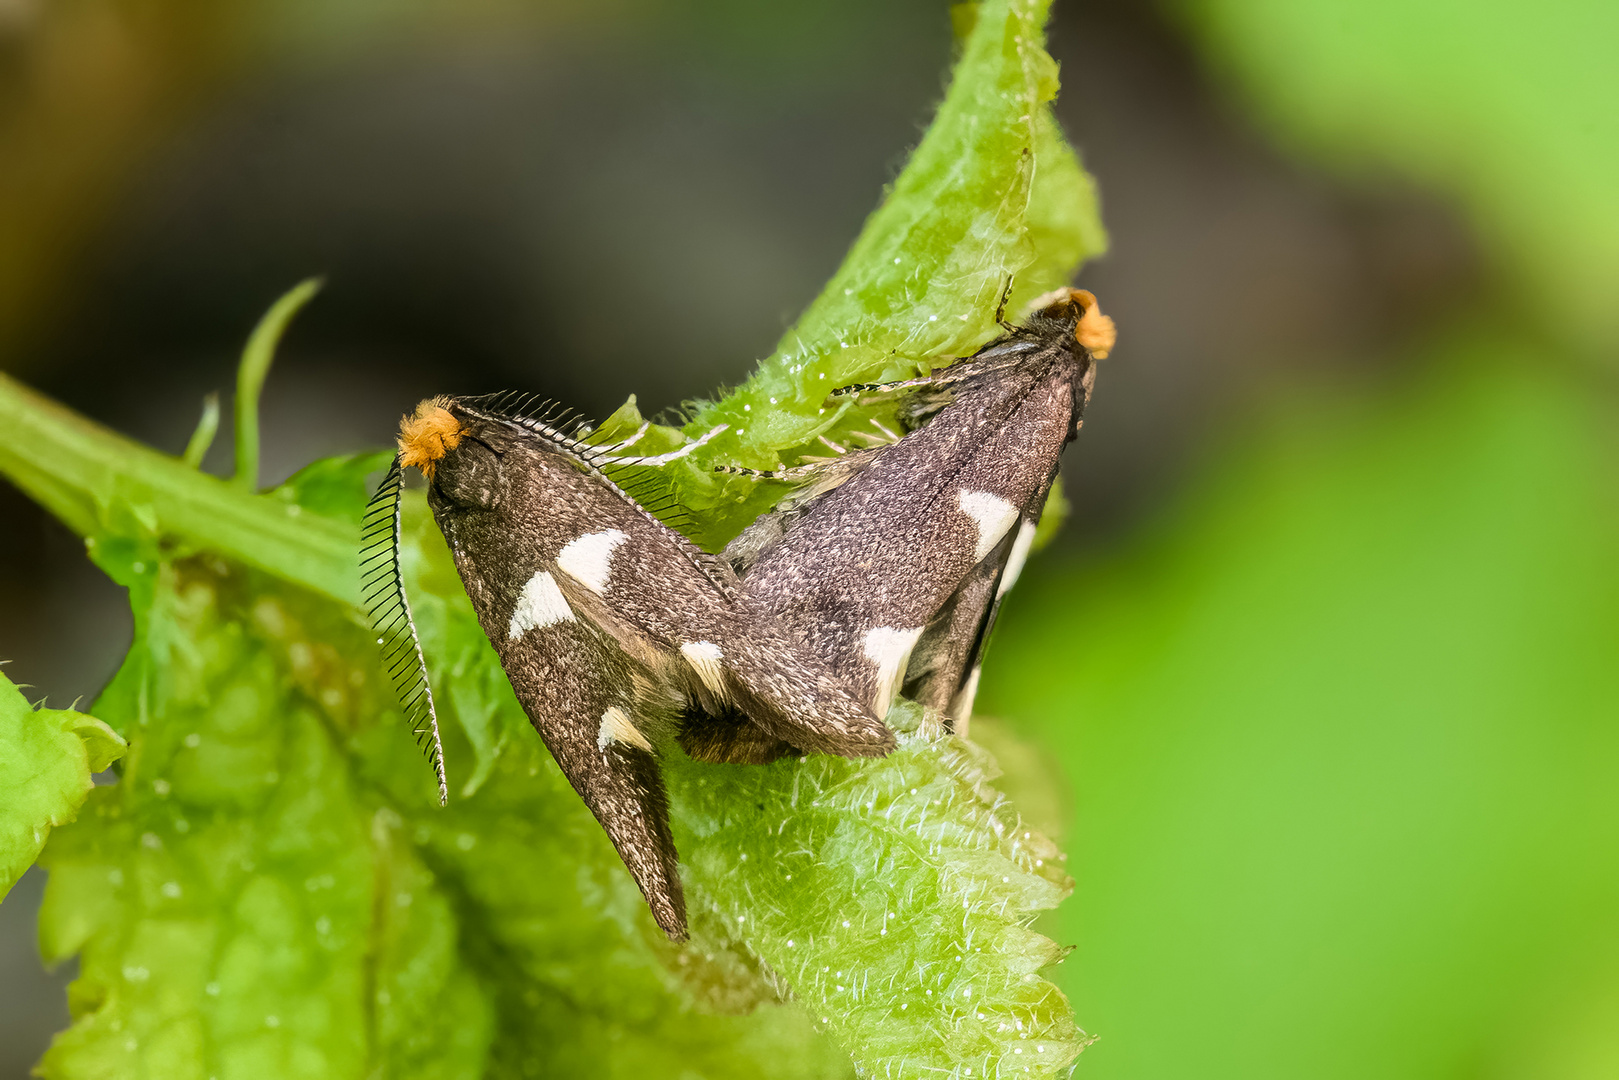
[[677, 703, 796, 765]]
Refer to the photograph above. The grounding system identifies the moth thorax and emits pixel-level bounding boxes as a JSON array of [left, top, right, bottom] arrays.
[[1026, 286, 1116, 360], [398, 396, 462, 477]]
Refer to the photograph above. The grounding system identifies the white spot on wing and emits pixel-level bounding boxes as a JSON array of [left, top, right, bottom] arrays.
[[556, 528, 628, 595], [597, 706, 652, 752], [948, 666, 983, 734], [996, 519, 1039, 598], [679, 641, 728, 698], [508, 570, 574, 639], [862, 625, 926, 717], [958, 490, 1019, 562]]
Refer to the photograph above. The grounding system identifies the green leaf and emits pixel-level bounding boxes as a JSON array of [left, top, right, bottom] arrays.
[[0, 673, 126, 901], [671, 705, 1087, 1077], [269, 450, 396, 528], [35, 552, 492, 1080]]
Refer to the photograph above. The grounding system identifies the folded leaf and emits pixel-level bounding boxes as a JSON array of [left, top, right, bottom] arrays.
[[0, 673, 126, 901]]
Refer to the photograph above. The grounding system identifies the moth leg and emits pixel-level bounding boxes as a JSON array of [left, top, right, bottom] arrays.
[[816, 434, 848, 455], [993, 272, 1017, 331], [713, 460, 836, 482], [842, 418, 905, 448], [714, 445, 883, 491], [830, 354, 1024, 401], [590, 423, 729, 467], [867, 417, 902, 442], [830, 373, 947, 399]]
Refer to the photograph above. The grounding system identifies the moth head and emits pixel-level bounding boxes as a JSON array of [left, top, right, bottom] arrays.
[[398, 397, 463, 478], [399, 397, 506, 510], [1025, 287, 1115, 360]]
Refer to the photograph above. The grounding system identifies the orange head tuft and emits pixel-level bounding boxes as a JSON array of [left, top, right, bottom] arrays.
[[1070, 289, 1115, 359], [398, 397, 462, 477], [1023, 287, 1116, 359]]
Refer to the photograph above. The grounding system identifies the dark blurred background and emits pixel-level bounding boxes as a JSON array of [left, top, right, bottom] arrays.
[[2, 0, 1612, 1077]]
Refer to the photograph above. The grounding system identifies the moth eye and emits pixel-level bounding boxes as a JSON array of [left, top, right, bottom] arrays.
[[432, 436, 502, 510]]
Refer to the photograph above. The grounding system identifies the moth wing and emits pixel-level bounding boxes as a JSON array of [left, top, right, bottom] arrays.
[[912, 347, 1092, 725], [904, 550, 1002, 718], [740, 343, 1084, 729], [905, 495, 1047, 728], [719, 447, 885, 575], [495, 614, 686, 939], [715, 623, 898, 758], [894, 378, 1068, 728], [526, 490, 896, 763]]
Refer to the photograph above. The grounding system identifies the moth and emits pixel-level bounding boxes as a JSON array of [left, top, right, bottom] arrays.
[[362, 394, 894, 940], [725, 287, 1115, 731]]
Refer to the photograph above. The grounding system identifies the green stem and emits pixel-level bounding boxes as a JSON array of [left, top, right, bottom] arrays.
[[0, 371, 357, 605], [182, 391, 220, 469], [234, 278, 322, 491]]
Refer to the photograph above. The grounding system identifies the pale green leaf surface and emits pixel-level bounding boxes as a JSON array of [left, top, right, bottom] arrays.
[[670, 705, 1086, 1079], [0, 674, 125, 901]]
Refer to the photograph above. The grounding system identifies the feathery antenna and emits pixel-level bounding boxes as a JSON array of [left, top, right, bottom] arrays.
[[360, 458, 448, 806]]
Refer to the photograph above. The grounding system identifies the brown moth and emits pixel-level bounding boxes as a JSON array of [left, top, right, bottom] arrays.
[[363, 394, 894, 940], [724, 287, 1116, 733]]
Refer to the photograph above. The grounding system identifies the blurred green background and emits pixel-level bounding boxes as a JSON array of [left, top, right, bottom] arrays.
[[1, 0, 1613, 1077]]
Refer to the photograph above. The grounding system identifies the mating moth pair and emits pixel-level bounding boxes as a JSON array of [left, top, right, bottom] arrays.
[[362, 288, 1115, 939]]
